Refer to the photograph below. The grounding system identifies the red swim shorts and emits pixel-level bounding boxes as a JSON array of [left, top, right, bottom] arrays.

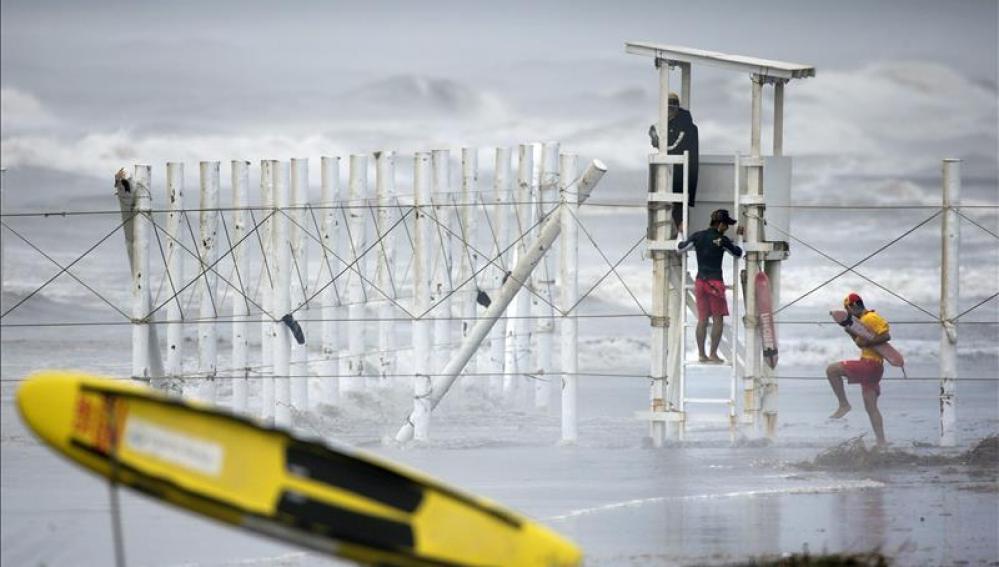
[[841, 358, 884, 396], [695, 278, 728, 320]]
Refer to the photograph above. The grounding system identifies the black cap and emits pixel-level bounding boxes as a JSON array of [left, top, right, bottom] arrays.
[[710, 209, 737, 225]]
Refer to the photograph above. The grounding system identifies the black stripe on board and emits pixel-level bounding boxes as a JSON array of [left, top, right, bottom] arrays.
[[276, 490, 415, 551], [68, 440, 454, 565], [286, 441, 423, 513], [78, 383, 523, 528]]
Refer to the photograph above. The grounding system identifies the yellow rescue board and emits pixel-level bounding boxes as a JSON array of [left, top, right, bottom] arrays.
[[16, 371, 582, 567]]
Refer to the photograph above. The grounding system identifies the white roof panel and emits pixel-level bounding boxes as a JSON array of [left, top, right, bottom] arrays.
[[626, 42, 815, 80]]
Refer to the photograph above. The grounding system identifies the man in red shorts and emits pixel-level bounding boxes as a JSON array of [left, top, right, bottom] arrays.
[[826, 292, 890, 445], [678, 209, 743, 363]]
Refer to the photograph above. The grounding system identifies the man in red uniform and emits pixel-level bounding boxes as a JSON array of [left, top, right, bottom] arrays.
[[826, 292, 890, 445], [678, 209, 742, 363]]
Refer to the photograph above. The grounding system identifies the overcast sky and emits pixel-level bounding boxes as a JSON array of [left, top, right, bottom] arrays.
[[1, 0, 996, 181]]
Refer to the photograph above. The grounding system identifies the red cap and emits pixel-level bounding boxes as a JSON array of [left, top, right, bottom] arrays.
[[843, 292, 862, 307]]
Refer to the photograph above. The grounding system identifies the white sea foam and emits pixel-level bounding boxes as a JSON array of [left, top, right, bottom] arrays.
[[546, 479, 887, 521]]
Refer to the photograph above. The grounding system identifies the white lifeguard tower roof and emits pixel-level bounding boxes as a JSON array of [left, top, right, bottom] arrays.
[[626, 42, 815, 81]]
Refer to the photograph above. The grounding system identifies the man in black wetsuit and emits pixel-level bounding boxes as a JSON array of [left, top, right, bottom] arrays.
[[678, 209, 743, 363], [648, 92, 699, 232]]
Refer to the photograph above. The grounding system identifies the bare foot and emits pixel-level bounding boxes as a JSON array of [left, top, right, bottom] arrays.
[[698, 355, 711, 363], [829, 405, 851, 419], [708, 355, 725, 364]]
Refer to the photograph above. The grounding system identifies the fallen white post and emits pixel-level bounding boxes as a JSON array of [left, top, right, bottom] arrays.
[[940, 159, 961, 447], [231, 160, 250, 413], [320, 156, 341, 405], [197, 161, 220, 403], [396, 159, 606, 443], [290, 157, 309, 411], [411, 152, 434, 440], [272, 161, 292, 427], [559, 153, 579, 442]]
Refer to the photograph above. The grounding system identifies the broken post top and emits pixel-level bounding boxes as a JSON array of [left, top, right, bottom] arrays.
[[625, 42, 815, 81]]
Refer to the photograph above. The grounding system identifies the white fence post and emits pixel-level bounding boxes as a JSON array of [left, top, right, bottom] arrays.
[[165, 162, 185, 381], [290, 157, 309, 411], [129, 165, 154, 383], [488, 148, 511, 397], [375, 151, 397, 383], [431, 149, 454, 381], [505, 144, 534, 401], [342, 154, 368, 394], [259, 160, 276, 422], [197, 161, 220, 403], [412, 152, 434, 441], [272, 161, 292, 427], [559, 153, 579, 443], [320, 156, 342, 405], [940, 159, 961, 447], [534, 142, 559, 410], [396, 159, 607, 443], [459, 148, 479, 368], [231, 160, 250, 413]]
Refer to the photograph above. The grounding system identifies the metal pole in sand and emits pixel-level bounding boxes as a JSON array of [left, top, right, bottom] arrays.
[[197, 161, 220, 403], [374, 151, 397, 384], [458, 148, 478, 370], [647, 59, 672, 447], [559, 153, 579, 443], [396, 160, 606, 443], [940, 158, 961, 447], [742, 75, 765, 433], [488, 148, 512, 397], [259, 159, 276, 422], [412, 152, 434, 440], [231, 160, 250, 413], [165, 162, 185, 383], [319, 156, 341, 405], [504, 144, 534, 400], [272, 161, 292, 427], [342, 154, 368, 394], [431, 149, 454, 381], [534, 142, 559, 410], [290, 158, 309, 410], [128, 165, 154, 383]]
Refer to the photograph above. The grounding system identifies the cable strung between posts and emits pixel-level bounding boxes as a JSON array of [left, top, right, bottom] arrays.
[[288, 201, 400, 309], [148, 209, 274, 322], [2, 200, 995, 219], [567, 206, 649, 316], [954, 208, 999, 240], [760, 210, 942, 317], [181, 209, 221, 319], [363, 201, 402, 300], [955, 292, 999, 322], [305, 204, 347, 307], [218, 208, 252, 316], [291, 207, 416, 318], [1, 218, 132, 320]]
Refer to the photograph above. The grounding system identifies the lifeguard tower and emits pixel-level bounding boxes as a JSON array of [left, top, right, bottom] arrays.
[[626, 42, 815, 445]]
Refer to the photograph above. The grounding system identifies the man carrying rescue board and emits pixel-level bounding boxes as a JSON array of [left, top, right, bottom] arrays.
[[826, 292, 889, 445], [678, 209, 742, 363]]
